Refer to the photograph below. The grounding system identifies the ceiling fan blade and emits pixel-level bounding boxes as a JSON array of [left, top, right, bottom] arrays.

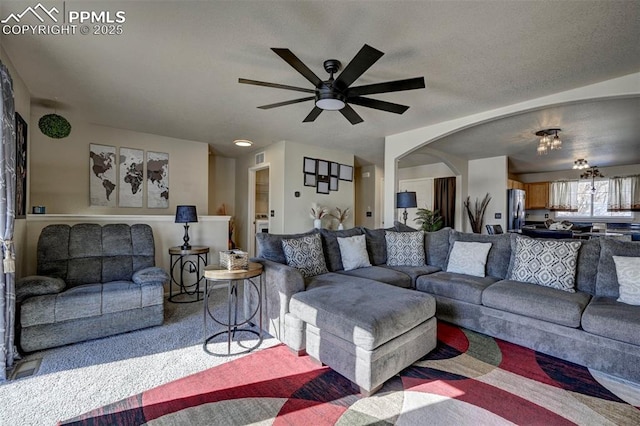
[[348, 77, 426, 96], [334, 44, 384, 90], [271, 48, 324, 87], [303, 106, 323, 122], [239, 78, 315, 94], [339, 104, 364, 125], [348, 96, 409, 114], [258, 97, 315, 110]]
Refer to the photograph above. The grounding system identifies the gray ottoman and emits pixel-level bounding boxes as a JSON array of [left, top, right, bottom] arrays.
[[289, 279, 437, 395]]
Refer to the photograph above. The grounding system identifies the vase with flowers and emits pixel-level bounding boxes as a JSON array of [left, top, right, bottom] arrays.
[[310, 204, 328, 229], [329, 207, 350, 230]]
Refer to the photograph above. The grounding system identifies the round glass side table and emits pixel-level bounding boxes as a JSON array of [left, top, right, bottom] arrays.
[[202, 262, 263, 356]]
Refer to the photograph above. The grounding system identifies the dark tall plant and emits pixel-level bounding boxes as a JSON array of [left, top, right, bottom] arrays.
[[464, 193, 491, 233], [414, 208, 444, 232]]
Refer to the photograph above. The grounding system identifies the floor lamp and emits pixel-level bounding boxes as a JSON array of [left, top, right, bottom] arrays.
[[396, 191, 417, 225]]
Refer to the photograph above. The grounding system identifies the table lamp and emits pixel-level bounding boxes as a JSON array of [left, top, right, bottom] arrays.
[[175, 205, 198, 250], [396, 191, 417, 225]]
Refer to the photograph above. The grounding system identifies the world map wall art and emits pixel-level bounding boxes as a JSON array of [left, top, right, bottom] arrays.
[[89, 144, 169, 208]]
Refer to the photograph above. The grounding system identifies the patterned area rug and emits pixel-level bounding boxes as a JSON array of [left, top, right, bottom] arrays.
[[61, 323, 640, 425]]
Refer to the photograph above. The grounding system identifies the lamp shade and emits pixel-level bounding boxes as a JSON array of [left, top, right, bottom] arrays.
[[175, 205, 198, 223], [396, 191, 417, 209]]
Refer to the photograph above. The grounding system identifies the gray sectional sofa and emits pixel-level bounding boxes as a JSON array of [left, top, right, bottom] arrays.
[[249, 225, 640, 387], [16, 223, 169, 352]]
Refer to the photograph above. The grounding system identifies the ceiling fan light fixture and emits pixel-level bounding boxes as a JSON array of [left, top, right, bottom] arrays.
[[234, 139, 253, 147], [315, 88, 346, 111]]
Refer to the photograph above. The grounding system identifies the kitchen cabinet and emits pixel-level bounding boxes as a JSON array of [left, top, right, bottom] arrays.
[[508, 179, 525, 190], [525, 181, 550, 209]]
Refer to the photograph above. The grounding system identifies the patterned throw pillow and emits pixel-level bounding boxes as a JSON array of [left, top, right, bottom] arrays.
[[510, 236, 582, 292], [282, 233, 328, 278], [613, 256, 640, 305], [446, 241, 492, 277], [337, 234, 372, 271], [385, 230, 425, 266]]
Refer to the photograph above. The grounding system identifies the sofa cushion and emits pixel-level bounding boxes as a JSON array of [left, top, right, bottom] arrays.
[[613, 256, 640, 305], [256, 229, 319, 264], [446, 241, 492, 277], [415, 271, 499, 305], [424, 227, 451, 269], [290, 279, 436, 351], [581, 296, 640, 346], [338, 266, 412, 288], [509, 236, 582, 292], [482, 280, 591, 328], [385, 230, 425, 266], [282, 233, 328, 278], [595, 239, 640, 298], [362, 227, 393, 266], [337, 234, 372, 271], [383, 264, 440, 287], [447, 231, 511, 279], [319, 228, 365, 271]]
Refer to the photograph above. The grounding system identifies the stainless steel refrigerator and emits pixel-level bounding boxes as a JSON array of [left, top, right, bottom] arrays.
[[507, 189, 526, 231]]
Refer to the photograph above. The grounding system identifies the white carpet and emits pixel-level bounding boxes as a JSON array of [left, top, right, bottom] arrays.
[[0, 287, 279, 426]]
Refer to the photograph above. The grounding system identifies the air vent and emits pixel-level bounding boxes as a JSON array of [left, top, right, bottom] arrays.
[[255, 152, 265, 165]]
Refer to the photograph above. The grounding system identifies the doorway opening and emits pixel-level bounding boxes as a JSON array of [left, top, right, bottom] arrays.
[[248, 164, 270, 256]]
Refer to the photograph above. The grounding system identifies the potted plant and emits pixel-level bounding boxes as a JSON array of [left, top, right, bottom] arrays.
[[310, 204, 328, 229], [413, 208, 443, 232], [464, 193, 491, 233], [329, 207, 350, 230]]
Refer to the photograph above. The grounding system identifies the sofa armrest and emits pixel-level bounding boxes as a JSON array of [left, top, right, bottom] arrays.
[[16, 275, 66, 303], [132, 267, 170, 285], [252, 258, 305, 299]]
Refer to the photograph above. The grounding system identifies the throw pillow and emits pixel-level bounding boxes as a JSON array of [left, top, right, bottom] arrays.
[[282, 233, 328, 278], [613, 256, 640, 305], [337, 234, 372, 271], [446, 241, 492, 277], [385, 230, 425, 266], [509, 236, 582, 292]]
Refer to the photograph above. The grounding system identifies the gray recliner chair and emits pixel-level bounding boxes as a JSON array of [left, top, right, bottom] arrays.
[[16, 223, 169, 352]]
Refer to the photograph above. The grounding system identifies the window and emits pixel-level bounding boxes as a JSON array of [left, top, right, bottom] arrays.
[[556, 179, 632, 219]]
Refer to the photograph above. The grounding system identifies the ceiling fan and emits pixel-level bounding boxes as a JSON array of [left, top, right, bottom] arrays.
[[239, 44, 426, 125]]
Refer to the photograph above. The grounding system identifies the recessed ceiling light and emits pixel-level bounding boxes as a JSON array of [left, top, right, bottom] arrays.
[[234, 139, 253, 147]]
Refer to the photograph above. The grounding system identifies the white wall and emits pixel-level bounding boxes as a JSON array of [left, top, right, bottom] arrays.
[[468, 156, 508, 233], [398, 162, 455, 181], [209, 154, 236, 215], [355, 164, 384, 229]]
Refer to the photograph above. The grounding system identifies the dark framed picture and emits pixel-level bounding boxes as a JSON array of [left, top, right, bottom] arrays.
[[317, 159, 329, 177], [15, 112, 27, 218], [304, 173, 316, 187], [330, 176, 339, 191], [303, 157, 316, 174], [330, 162, 339, 177], [339, 164, 353, 181], [317, 180, 330, 194]]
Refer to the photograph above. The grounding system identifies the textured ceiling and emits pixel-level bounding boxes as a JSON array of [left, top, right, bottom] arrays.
[[1, 0, 639, 172]]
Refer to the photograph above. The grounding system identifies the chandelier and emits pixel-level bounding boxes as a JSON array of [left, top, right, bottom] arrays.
[[580, 166, 604, 194], [536, 128, 562, 155], [572, 158, 589, 170]]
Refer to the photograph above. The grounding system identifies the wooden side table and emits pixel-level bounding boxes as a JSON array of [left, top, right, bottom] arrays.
[[203, 262, 263, 356], [168, 246, 209, 303]]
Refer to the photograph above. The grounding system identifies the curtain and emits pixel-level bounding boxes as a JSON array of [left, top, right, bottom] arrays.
[[608, 175, 640, 211], [434, 177, 456, 228], [0, 61, 16, 382], [549, 180, 578, 211]]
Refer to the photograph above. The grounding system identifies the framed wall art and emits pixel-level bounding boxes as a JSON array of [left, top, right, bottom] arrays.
[[118, 147, 144, 207], [89, 144, 117, 207], [146, 151, 169, 208], [303, 157, 316, 174], [339, 164, 353, 181], [330, 162, 339, 177], [317, 180, 330, 194], [330, 176, 339, 191], [317, 159, 329, 177], [304, 173, 316, 187], [15, 112, 27, 217]]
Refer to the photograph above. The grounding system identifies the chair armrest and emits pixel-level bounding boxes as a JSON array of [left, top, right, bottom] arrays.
[[132, 267, 170, 285], [16, 275, 66, 303], [251, 258, 305, 300]]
